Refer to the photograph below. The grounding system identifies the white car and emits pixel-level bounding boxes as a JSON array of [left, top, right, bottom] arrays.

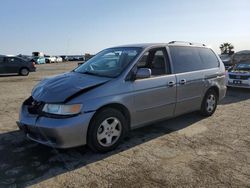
[[45, 56, 57, 63], [56, 56, 63, 63], [226, 61, 250, 88]]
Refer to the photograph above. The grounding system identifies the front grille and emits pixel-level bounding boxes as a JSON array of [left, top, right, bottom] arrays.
[[229, 74, 250, 80], [24, 96, 44, 115]]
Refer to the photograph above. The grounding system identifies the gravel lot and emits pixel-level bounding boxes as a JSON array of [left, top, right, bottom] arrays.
[[0, 62, 249, 187]]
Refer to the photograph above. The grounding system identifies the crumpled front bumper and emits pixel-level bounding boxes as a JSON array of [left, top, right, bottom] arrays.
[[17, 104, 95, 148]]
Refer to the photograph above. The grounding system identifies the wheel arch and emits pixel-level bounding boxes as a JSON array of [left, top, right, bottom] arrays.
[[89, 103, 131, 131], [206, 85, 219, 97]]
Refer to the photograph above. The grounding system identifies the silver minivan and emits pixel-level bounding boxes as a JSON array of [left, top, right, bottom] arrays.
[[17, 42, 227, 152]]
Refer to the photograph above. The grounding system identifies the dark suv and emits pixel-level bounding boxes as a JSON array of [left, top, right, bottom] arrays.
[[0, 56, 36, 76]]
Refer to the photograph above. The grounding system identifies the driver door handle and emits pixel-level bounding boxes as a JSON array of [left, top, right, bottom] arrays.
[[167, 81, 175, 87]]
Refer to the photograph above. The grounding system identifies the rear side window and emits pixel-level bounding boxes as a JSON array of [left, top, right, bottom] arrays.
[[169, 46, 219, 73], [198, 48, 219, 68], [7, 57, 23, 63], [169, 46, 202, 73], [0, 57, 4, 63], [7, 57, 17, 63]]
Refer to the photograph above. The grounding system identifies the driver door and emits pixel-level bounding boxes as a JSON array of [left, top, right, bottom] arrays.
[[131, 47, 177, 127]]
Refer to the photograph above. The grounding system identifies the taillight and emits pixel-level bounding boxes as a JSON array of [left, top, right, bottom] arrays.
[[32, 62, 36, 67]]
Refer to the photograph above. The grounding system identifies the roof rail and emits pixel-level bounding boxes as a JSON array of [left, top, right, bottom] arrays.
[[168, 41, 206, 47]]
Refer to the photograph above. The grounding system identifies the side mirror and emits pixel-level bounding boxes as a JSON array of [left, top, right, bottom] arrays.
[[135, 68, 151, 79]]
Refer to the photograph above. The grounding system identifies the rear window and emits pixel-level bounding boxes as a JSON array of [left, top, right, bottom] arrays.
[[198, 48, 219, 69], [169, 46, 219, 73], [169, 46, 202, 73]]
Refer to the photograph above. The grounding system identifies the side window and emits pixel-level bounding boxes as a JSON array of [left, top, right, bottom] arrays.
[[137, 52, 149, 68], [169, 46, 203, 73], [7, 57, 17, 63], [137, 48, 168, 76], [0, 57, 4, 63], [198, 48, 219, 68]]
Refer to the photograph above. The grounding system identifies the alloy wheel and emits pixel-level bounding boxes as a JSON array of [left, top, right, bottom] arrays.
[[97, 117, 122, 147], [206, 94, 216, 113]]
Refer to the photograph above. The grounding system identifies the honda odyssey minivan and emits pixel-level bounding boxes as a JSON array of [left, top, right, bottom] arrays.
[[17, 42, 227, 152]]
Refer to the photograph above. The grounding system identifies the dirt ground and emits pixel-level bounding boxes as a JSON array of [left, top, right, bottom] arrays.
[[0, 62, 249, 188]]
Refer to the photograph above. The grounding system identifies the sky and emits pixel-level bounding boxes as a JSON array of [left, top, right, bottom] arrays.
[[0, 0, 249, 55]]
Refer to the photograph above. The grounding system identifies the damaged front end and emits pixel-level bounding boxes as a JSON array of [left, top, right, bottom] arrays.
[[24, 96, 87, 119], [16, 72, 109, 148], [24, 96, 44, 115], [17, 95, 95, 148]]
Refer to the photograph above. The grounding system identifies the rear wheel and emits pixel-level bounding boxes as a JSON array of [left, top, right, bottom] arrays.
[[87, 108, 127, 152], [19, 68, 29, 76], [200, 89, 218, 116]]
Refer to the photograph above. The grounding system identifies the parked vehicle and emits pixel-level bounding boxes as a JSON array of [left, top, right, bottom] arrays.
[[226, 60, 250, 88], [33, 56, 46, 64], [0, 55, 36, 76], [17, 42, 226, 152], [44, 55, 57, 63], [60, 55, 67, 62], [44, 55, 51, 63], [32, 52, 46, 64], [67, 55, 85, 61], [56, 56, 63, 63]]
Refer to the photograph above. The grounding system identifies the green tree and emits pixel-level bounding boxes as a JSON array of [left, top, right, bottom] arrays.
[[219, 43, 234, 55]]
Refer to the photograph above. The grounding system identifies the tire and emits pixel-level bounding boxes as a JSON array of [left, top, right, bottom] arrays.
[[200, 89, 218, 117], [87, 108, 127, 153], [19, 68, 29, 76]]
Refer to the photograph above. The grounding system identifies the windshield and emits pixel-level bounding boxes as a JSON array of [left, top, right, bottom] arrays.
[[74, 47, 142, 78], [233, 62, 250, 71]]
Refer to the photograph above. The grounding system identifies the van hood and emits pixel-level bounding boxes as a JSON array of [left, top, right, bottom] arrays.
[[32, 72, 111, 103]]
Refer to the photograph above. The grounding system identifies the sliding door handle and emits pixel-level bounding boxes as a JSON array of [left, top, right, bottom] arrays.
[[179, 79, 186, 85]]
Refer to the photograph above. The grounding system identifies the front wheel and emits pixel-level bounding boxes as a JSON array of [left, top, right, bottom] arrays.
[[200, 89, 218, 116], [87, 108, 127, 152]]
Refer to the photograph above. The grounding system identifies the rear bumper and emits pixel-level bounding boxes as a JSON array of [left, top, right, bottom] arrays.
[[17, 105, 95, 148]]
